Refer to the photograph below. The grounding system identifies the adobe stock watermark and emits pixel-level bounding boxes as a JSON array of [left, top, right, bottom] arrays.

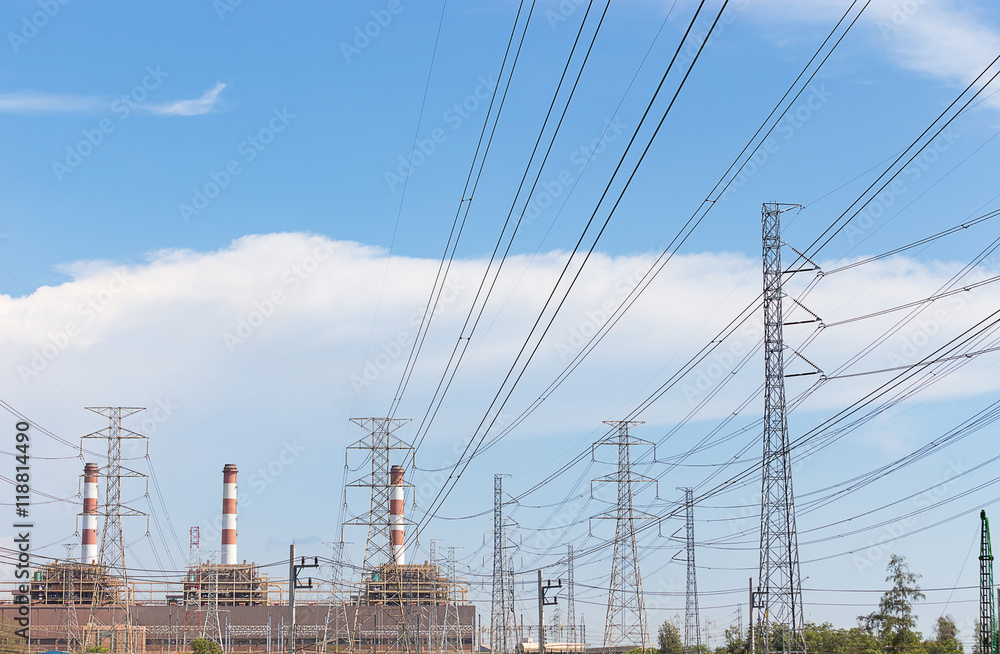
[[522, 116, 627, 226], [200, 438, 306, 544], [845, 126, 959, 244], [384, 76, 493, 192], [876, 0, 930, 39], [340, 0, 409, 63], [681, 321, 762, 406], [8, 0, 71, 54], [852, 458, 967, 575], [52, 66, 170, 182], [222, 239, 334, 352], [552, 257, 653, 363], [411, 416, 511, 509], [675, 0, 751, 71], [17, 269, 133, 385], [179, 107, 295, 223], [212, 0, 244, 21], [720, 84, 833, 203], [349, 277, 465, 391]]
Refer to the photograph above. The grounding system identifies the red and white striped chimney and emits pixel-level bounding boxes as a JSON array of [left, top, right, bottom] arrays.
[[389, 465, 405, 565], [222, 464, 237, 565], [81, 463, 99, 564]]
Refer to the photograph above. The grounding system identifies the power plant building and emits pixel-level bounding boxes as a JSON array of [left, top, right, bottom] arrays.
[[2, 461, 476, 654]]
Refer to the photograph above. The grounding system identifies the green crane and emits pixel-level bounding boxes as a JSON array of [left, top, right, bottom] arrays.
[[981, 510, 998, 654]]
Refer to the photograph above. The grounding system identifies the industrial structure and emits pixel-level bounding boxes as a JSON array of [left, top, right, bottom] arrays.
[[981, 510, 997, 654], [756, 204, 808, 654], [3, 416, 476, 654], [593, 421, 653, 653]]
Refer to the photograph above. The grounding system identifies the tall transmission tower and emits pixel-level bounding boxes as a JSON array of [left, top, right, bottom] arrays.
[[345, 417, 414, 654], [757, 203, 807, 654], [185, 527, 202, 647], [680, 488, 701, 653], [63, 543, 80, 652], [82, 406, 147, 654], [345, 418, 413, 575], [566, 544, 577, 647], [491, 474, 516, 654], [593, 420, 654, 653], [201, 552, 224, 648], [323, 538, 352, 654], [441, 546, 463, 654]]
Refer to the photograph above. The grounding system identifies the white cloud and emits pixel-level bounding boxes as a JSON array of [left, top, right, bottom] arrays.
[[3, 233, 999, 591], [0, 82, 226, 116], [739, 0, 1000, 110], [0, 91, 105, 114], [144, 82, 226, 117], [871, 3, 1000, 102]]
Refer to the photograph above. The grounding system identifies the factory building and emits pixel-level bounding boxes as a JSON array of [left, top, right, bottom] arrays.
[[2, 460, 476, 654]]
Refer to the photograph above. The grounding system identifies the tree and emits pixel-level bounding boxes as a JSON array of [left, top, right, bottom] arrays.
[[715, 624, 747, 654], [926, 616, 962, 654], [190, 637, 223, 654], [658, 620, 683, 654], [859, 555, 926, 654]]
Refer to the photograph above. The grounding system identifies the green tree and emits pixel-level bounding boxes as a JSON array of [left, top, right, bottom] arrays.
[[925, 616, 962, 654], [190, 637, 223, 654], [658, 620, 683, 654], [859, 554, 926, 654], [714, 624, 746, 654], [972, 620, 984, 654]]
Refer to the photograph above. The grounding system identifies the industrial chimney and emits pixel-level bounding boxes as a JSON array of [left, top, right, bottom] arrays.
[[222, 464, 237, 565], [81, 462, 99, 564], [390, 465, 405, 565]]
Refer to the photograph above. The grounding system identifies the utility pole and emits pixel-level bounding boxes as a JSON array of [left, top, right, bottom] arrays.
[[593, 420, 654, 653], [748, 579, 755, 654], [680, 488, 701, 654], [82, 406, 147, 654], [758, 203, 807, 654], [538, 571, 562, 654], [287, 544, 318, 654]]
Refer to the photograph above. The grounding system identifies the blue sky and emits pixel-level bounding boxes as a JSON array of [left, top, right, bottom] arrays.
[[3, 0, 1000, 649]]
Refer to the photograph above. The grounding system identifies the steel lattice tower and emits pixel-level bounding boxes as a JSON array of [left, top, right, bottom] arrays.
[[63, 543, 80, 652], [680, 488, 701, 653], [201, 553, 224, 648], [82, 406, 147, 654], [594, 421, 653, 653], [566, 544, 577, 647], [758, 204, 806, 654], [323, 539, 353, 654], [345, 417, 414, 654], [491, 474, 516, 654], [441, 546, 463, 654]]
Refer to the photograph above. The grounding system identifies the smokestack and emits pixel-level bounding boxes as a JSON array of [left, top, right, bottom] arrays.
[[82, 463, 99, 564], [390, 465, 405, 565], [222, 464, 238, 565]]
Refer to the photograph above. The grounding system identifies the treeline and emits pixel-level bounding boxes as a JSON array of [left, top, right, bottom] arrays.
[[654, 555, 981, 654]]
